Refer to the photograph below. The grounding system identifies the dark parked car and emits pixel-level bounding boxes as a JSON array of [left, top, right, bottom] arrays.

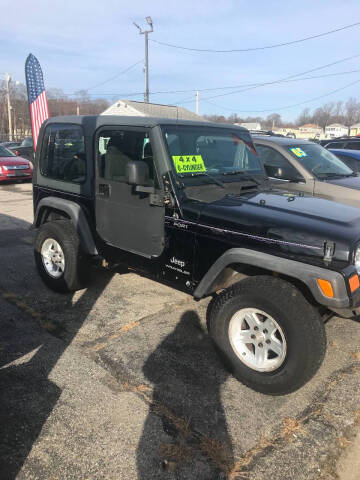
[[320, 136, 360, 150], [32, 116, 360, 395], [329, 149, 360, 173], [253, 135, 360, 208], [0, 141, 21, 149], [9, 136, 34, 161]]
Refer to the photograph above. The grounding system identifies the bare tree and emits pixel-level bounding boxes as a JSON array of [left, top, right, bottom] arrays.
[[0, 81, 109, 141], [313, 103, 335, 129], [296, 108, 311, 126], [344, 97, 360, 126], [266, 113, 282, 128]]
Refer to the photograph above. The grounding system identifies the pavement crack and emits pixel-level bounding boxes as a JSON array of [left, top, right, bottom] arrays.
[[82, 297, 193, 353], [227, 362, 360, 479], [0, 286, 65, 337]]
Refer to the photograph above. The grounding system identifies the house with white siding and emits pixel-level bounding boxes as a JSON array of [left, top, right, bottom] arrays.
[[350, 123, 360, 136], [324, 124, 349, 138], [298, 124, 322, 139]]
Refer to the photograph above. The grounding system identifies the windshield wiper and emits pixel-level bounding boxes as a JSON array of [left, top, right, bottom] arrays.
[[222, 170, 261, 185], [180, 171, 225, 188], [317, 172, 356, 179]]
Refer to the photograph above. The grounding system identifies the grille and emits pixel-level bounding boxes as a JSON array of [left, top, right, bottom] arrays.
[[6, 164, 28, 170]]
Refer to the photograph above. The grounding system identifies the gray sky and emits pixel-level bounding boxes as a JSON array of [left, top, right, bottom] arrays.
[[1, 0, 359, 120]]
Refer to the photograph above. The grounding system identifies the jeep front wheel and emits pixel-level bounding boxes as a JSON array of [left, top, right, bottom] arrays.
[[207, 276, 326, 395], [34, 220, 89, 293]]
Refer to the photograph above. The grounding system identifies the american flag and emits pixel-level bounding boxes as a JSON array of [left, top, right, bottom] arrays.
[[25, 54, 49, 150]]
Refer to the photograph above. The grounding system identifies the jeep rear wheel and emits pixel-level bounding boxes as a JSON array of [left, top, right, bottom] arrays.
[[34, 220, 89, 293], [208, 276, 326, 395]]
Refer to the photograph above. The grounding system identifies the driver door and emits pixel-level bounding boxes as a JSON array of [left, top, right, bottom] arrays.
[[95, 126, 164, 257], [256, 144, 312, 194]]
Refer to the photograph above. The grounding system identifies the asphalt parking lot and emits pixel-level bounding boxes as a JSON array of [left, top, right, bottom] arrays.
[[0, 182, 359, 480]]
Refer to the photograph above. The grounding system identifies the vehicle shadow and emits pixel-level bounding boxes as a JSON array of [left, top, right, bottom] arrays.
[[136, 310, 234, 479], [0, 213, 113, 479]]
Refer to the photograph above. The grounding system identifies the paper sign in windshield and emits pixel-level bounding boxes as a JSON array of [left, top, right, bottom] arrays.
[[290, 147, 308, 158], [172, 155, 206, 174]]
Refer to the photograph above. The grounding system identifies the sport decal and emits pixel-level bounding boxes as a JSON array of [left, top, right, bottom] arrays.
[[290, 147, 308, 158]]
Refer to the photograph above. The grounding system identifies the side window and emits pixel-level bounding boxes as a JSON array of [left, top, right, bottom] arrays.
[[336, 154, 359, 172], [40, 124, 86, 183], [326, 142, 344, 149], [98, 130, 156, 184], [256, 145, 301, 180], [346, 142, 360, 150]]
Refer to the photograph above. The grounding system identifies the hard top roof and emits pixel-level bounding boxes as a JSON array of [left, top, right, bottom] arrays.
[[44, 115, 248, 132], [252, 135, 315, 146]]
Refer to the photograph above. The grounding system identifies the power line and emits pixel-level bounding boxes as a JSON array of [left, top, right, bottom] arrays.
[[150, 21, 360, 53], [176, 53, 360, 104], [65, 67, 360, 99], [201, 78, 360, 113], [79, 59, 144, 92], [150, 68, 360, 96], [64, 53, 360, 103]]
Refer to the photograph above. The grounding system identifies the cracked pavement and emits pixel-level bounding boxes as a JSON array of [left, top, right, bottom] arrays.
[[0, 182, 359, 479]]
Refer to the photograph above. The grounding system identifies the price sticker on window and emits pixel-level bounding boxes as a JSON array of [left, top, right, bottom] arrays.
[[290, 147, 308, 158], [172, 155, 206, 173]]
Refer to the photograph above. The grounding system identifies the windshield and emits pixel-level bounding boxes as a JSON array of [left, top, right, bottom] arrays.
[[162, 126, 263, 181], [21, 137, 33, 147], [0, 146, 15, 157], [287, 143, 353, 177]]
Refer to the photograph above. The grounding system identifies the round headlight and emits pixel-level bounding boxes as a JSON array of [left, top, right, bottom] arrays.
[[354, 247, 360, 273]]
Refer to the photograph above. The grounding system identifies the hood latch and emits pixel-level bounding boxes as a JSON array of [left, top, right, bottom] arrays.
[[324, 241, 335, 264]]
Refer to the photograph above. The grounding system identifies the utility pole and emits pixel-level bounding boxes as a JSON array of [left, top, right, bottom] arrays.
[[134, 16, 153, 103], [13, 109, 17, 139], [5, 72, 12, 141], [76, 105, 80, 115], [195, 90, 199, 115]]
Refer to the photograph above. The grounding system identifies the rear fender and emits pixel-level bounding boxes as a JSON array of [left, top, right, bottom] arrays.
[[34, 197, 98, 255]]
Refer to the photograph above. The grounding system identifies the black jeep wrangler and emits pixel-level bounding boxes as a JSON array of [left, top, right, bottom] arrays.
[[32, 116, 360, 395]]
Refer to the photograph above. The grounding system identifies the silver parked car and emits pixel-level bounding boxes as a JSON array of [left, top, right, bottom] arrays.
[[253, 136, 360, 208]]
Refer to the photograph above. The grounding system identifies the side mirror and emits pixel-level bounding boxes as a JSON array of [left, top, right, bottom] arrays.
[[15, 150, 20, 156], [126, 160, 155, 194], [126, 161, 149, 186], [274, 167, 285, 179], [265, 165, 303, 182]]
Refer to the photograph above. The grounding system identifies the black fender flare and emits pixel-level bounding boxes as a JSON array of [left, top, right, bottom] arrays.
[[34, 197, 98, 255], [193, 248, 351, 309]]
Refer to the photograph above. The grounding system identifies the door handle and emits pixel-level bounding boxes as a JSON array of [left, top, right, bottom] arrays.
[[99, 184, 110, 197]]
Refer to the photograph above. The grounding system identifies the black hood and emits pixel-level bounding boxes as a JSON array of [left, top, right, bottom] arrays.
[[184, 190, 360, 263]]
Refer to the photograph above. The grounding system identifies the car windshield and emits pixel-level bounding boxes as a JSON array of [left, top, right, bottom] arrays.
[[287, 143, 353, 177], [21, 138, 33, 147], [0, 146, 15, 157], [162, 125, 263, 184]]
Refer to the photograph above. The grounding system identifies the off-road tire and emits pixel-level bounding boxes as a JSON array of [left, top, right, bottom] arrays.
[[34, 220, 89, 293], [208, 276, 326, 395]]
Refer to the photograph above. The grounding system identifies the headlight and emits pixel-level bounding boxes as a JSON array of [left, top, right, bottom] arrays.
[[354, 247, 360, 273]]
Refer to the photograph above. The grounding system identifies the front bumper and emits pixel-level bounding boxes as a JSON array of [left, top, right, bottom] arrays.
[[310, 264, 360, 320], [0, 171, 32, 181]]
